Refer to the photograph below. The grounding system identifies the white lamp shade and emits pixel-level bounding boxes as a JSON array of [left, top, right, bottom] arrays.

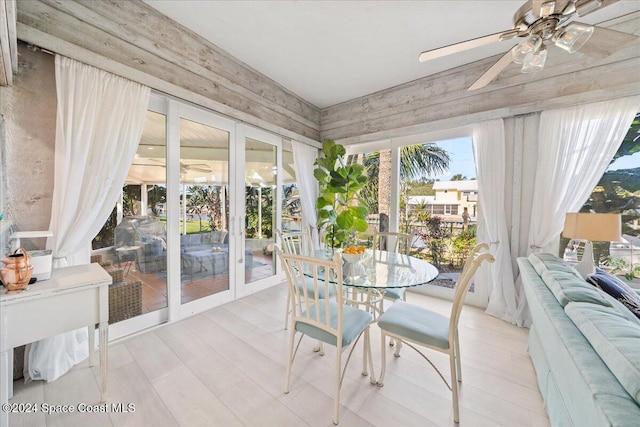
[[563, 213, 622, 242]]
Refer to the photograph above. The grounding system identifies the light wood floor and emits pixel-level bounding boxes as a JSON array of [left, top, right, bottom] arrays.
[[9, 284, 550, 427]]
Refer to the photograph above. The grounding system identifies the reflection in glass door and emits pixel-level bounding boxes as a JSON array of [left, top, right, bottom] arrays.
[[235, 126, 282, 297], [282, 144, 301, 233], [178, 117, 230, 304], [124, 110, 169, 314], [92, 104, 170, 338], [244, 137, 277, 285]]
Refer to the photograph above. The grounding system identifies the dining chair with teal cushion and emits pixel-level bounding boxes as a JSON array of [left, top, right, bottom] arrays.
[[275, 245, 374, 425], [276, 228, 336, 330], [377, 243, 494, 423], [372, 231, 412, 303]]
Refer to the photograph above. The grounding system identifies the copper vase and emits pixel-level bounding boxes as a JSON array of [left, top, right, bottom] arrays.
[[0, 247, 33, 291]]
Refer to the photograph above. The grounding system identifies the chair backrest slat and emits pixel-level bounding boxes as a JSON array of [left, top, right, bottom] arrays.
[[275, 245, 344, 345], [276, 228, 313, 256], [449, 244, 494, 341], [373, 231, 411, 255]]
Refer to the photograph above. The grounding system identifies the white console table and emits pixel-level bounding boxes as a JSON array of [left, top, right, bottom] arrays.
[[0, 263, 111, 427]]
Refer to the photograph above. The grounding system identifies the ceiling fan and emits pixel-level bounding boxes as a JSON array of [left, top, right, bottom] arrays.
[[137, 158, 213, 174], [418, 0, 638, 91]]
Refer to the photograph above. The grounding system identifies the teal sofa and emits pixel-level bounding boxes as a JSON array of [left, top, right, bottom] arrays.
[[518, 253, 640, 426]]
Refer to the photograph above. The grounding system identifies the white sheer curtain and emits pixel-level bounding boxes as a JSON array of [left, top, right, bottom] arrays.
[[27, 56, 150, 382], [292, 140, 320, 248], [473, 119, 524, 325], [527, 96, 640, 256]]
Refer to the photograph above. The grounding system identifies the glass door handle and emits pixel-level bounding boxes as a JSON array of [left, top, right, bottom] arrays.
[[239, 215, 245, 263]]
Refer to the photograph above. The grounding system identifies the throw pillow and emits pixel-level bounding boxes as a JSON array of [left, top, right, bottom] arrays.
[[587, 269, 640, 319]]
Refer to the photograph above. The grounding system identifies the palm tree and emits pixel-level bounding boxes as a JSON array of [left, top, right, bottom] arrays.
[[187, 186, 210, 232], [147, 185, 166, 216], [363, 143, 450, 218]]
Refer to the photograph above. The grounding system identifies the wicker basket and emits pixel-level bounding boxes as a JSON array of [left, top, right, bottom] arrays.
[[109, 280, 142, 324], [104, 265, 124, 284], [91, 254, 114, 268]]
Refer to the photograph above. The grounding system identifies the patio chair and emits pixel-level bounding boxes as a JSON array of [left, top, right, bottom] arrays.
[[377, 243, 494, 423], [276, 228, 336, 330], [275, 245, 374, 425], [372, 231, 412, 303]]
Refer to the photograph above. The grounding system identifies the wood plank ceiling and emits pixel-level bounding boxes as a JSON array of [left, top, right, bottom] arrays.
[[11, 1, 640, 145]]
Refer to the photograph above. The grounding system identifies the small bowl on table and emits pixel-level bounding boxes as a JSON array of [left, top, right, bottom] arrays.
[[341, 251, 365, 264]]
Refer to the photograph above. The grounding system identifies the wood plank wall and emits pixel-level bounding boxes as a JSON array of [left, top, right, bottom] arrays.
[[0, 0, 17, 86], [15, 0, 321, 144], [13, 1, 640, 146], [321, 12, 640, 145]]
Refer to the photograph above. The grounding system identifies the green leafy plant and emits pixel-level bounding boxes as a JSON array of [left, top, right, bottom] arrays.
[[314, 139, 369, 248], [604, 256, 638, 280], [451, 226, 477, 268], [424, 216, 451, 268]]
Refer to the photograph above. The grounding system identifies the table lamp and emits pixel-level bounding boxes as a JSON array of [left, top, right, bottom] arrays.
[[563, 213, 622, 278]]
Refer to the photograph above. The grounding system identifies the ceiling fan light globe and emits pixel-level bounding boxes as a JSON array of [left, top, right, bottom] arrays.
[[511, 34, 543, 64], [521, 48, 548, 73], [555, 23, 594, 53]]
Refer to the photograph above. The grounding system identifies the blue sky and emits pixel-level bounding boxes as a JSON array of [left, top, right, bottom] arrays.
[[428, 137, 476, 181], [413, 136, 639, 181], [608, 151, 640, 171]]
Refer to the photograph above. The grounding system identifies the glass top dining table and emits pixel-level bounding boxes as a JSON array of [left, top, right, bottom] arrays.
[[311, 249, 439, 290]]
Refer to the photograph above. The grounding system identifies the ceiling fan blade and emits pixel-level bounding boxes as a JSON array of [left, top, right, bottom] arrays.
[[149, 158, 167, 166], [192, 168, 212, 173], [418, 29, 520, 62], [468, 49, 514, 91], [181, 163, 212, 173], [576, 25, 638, 59], [132, 163, 164, 167], [575, 0, 618, 17]]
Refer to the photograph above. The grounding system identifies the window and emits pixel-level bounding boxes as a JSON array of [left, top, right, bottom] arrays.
[[282, 145, 301, 232], [565, 113, 640, 277]]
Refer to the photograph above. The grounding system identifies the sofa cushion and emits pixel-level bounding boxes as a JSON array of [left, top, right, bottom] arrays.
[[541, 270, 613, 308], [587, 269, 640, 320], [565, 302, 640, 405], [528, 253, 582, 278]]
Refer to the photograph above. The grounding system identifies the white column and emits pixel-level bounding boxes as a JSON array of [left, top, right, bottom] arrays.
[[258, 186, 262, 238], [116, 191, 124, 223], [389, 143, 400, 232], [181, 184, 187, 235], [141, 183, 148, 216], [166, 99, 181, 321], [221, 185, 227, 230]]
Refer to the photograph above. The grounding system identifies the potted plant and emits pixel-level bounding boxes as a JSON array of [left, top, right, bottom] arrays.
[[314, 139, 369, 249]]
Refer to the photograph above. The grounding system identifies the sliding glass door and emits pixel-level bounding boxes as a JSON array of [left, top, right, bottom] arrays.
[[98, 94, 291, 334], [235, 125, 283, 298], [173, 104, 235, 316]]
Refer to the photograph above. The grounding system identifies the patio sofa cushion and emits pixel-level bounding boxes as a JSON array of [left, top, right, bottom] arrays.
[[180, 232, 228, 254], [137, 240, 166, 273], [565, 301, 640, 405], [541, 270, 613, 308]]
